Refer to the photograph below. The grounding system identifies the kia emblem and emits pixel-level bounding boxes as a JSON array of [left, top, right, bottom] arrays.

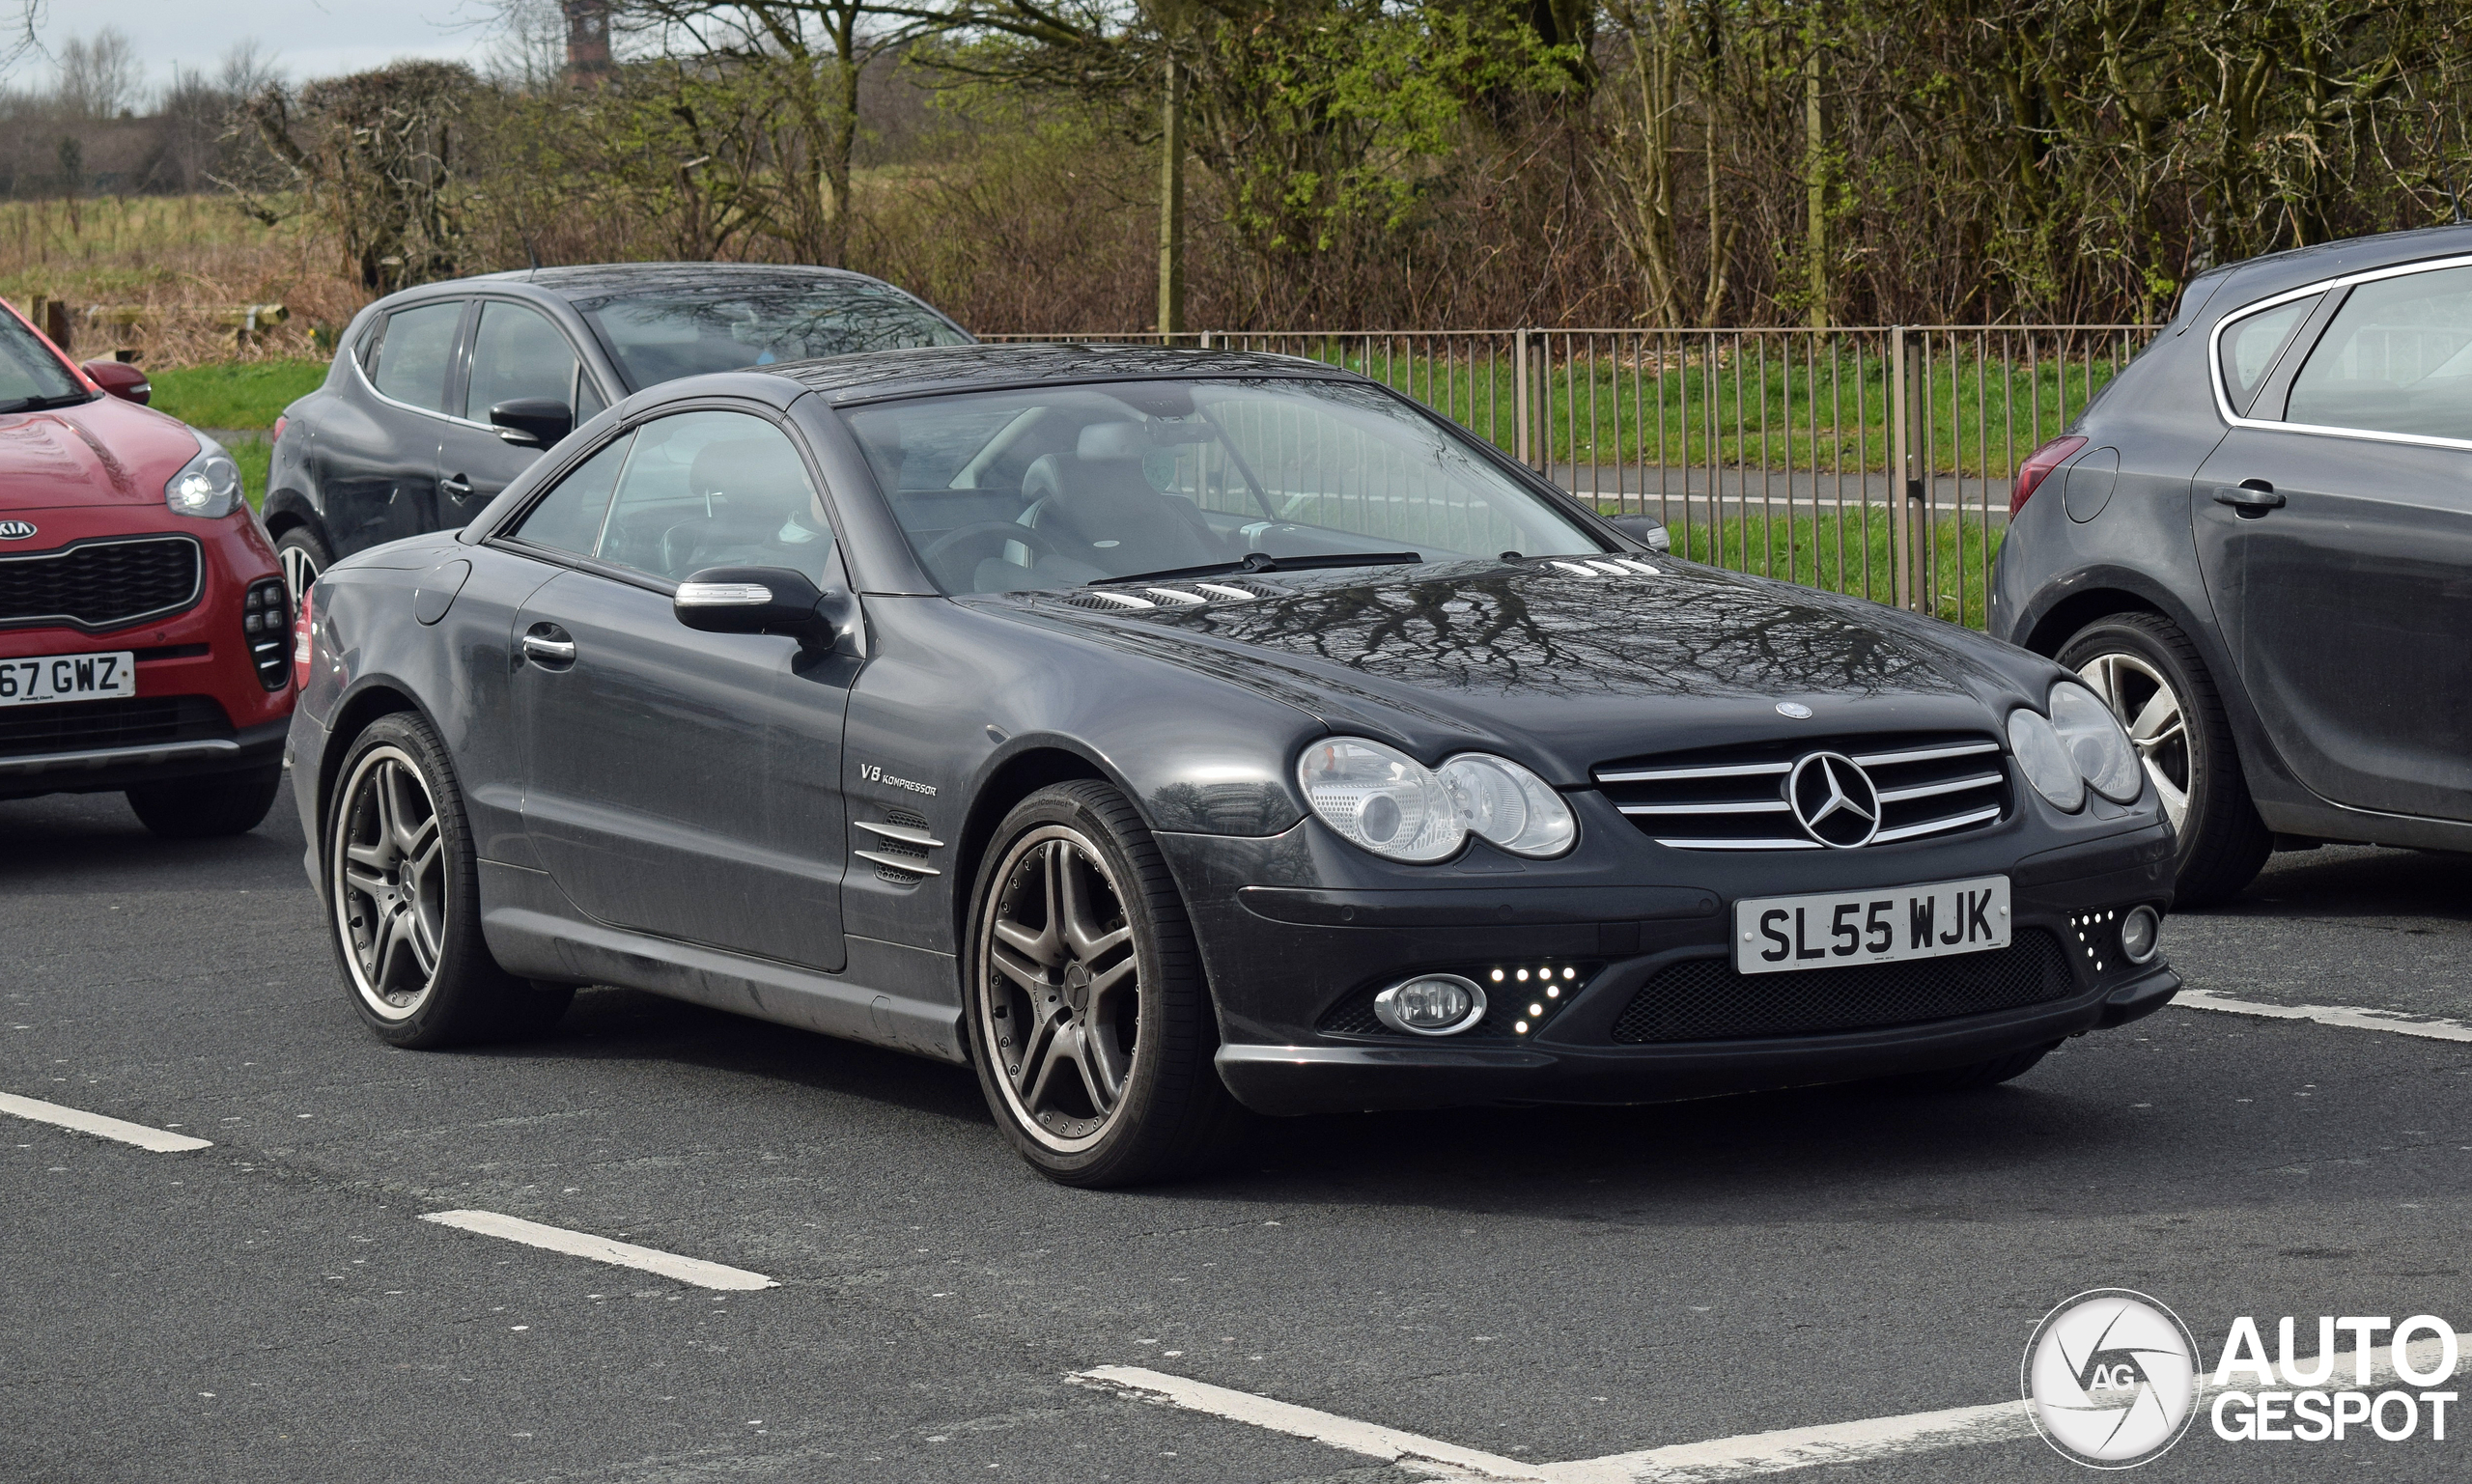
[[0, 519, 35, 540]]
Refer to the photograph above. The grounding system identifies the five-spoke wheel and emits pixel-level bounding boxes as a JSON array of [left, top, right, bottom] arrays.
[[2059, 612, 2270, 905], [965, 781, 1239, 1186]]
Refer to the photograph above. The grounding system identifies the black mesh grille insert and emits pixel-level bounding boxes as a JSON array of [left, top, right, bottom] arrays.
[[1609, 929, 2072, 1044], [0, 694, 232, 759], [0, 536, 202, 631]]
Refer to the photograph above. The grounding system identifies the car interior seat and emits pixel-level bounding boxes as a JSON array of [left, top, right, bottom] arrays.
[[1015, 423, 1223, 577], [659, 437, 823, 578]]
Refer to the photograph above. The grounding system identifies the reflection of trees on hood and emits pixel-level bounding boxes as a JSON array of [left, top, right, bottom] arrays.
[[1132, 563, 1953, 700]]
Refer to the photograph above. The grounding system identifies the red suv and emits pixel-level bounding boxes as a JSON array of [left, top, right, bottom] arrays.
[[0, 299, 293, 835]]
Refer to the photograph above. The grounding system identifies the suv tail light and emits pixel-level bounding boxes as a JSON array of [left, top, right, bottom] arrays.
[[291, 582, 315, 693], [2010, 435, 2088, 516], [273, 413, 288, 443]]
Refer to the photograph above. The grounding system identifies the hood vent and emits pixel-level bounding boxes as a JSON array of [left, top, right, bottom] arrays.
[[1540, 557, 1662, 578], [1056, 576, 1288, 613]]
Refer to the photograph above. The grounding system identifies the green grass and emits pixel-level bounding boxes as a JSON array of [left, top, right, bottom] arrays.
[[1239, 335, 2140, 478], [229, 434, 270, 513], [150, 359, 326, 431], [1646, 511, 2006, 630]]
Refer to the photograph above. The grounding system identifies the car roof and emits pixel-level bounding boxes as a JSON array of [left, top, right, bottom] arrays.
[[759, 342, 1362, 405], [467, 261, 903, 303], [2213, 222, 2472, 313]]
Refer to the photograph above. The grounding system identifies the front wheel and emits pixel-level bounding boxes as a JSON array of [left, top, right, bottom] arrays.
[[963, 781, 1239, 1188], [325, 712, 570, 1048], [2058, 612, 2269, 906]]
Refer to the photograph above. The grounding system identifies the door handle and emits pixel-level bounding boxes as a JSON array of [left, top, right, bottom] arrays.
[[2211, 482, 2286, 516], [440, 474, 474, 498], [520, 633, 576, 665]]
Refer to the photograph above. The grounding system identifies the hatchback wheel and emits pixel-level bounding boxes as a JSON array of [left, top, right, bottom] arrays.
[[964, 781, 1239, 1187], [2059, 612, 2269, 906], [326, 712, 571, 1047], [275, 527, 329, 602]]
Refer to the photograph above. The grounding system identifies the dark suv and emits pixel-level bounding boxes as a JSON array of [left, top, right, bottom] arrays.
[[1991, 224, 2472, 903], [264, 264, 970, 594]]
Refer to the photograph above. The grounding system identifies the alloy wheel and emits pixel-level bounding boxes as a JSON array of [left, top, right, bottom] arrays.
[[281, 544, 321, 602], [976, 826, 1141, 1154], [2077, 651, 2190, 829], [332, 745, 448, 1020]]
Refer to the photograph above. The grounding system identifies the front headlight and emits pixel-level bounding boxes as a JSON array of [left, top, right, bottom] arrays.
[[1298, 738, 1576, 862], [2008, 706, 2084, 812], [2048, 681, 2144, 803], [165, 433, 243, 518]]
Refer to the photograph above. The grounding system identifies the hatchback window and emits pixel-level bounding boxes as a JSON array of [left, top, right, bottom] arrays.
[[2286, 266, 2472, 439], [2217, 296, 2316, 413], [465, 301, 588, 423], [370, 301, 465, 413], [516, 409, 834, 586], [579, 279, 968, 390], [847, 378, 1604, 595]]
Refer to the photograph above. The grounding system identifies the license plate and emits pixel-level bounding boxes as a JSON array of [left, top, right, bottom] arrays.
[[1734, 874, 2010, 974], [0, 651, 138, 707]]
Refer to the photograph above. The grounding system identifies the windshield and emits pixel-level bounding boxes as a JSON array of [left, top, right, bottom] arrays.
[[846, 378, 1606, 594], [579, 278, 970, 390], [0, 311, 87, 411]]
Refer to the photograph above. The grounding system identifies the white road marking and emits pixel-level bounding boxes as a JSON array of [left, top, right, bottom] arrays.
[[0, 1091, 212, 1152], [2177, 990, 2472, 1043], [1083, 1333, 2471, 1482], [1075, 1366, 1552, 1481], [420, 1210, 777, 1292]]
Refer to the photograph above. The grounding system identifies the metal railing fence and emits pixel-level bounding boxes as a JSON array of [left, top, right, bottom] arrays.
[[976, 324, 2156, 630]]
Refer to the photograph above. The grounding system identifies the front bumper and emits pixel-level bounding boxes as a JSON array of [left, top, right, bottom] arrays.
[[0, 715, 288, 798], [1163, 817, 2178, 1116]]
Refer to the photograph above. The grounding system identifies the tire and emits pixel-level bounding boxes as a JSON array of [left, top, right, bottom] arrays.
[[274, 525, 330, 602], [963, 780, 1241, 1188], [126, 766, 282, 838], [2058, 612, 2270, 907], [1890, 1042, 2058, 1093], [323, 711, 571, 1048]]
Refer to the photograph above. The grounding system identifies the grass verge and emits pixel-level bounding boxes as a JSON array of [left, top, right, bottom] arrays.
[[151, 359, 326, 431], [1645, 511, 2005, 630]]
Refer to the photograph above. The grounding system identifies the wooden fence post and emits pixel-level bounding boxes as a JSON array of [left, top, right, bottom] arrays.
[[1889, 326, 1922, 611], [1514, 327, 1532, 468]]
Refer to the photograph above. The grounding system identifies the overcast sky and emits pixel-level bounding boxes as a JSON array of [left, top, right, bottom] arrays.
[[15, 1, 507, 96]]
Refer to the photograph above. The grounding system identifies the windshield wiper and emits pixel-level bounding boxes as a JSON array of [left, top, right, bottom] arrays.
[[0, 390, 95, 415], [1093, 550, 1424, 587]]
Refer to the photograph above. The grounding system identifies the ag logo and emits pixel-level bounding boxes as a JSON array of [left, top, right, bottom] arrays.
[[2024, 1289, 2200, 1468], [0, 519, 35, 540]]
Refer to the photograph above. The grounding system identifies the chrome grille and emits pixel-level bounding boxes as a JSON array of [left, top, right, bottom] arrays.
[[1595, 731, 2008, 851]]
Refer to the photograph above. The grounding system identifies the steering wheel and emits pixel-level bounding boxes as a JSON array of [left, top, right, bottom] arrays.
[[919, 519, 1068, 588]]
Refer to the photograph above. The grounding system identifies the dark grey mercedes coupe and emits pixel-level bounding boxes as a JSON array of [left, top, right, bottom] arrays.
[[287, 344, 2179, 1186]]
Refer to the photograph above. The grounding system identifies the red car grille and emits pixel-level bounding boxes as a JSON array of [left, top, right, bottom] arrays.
[[0, 535, 203, 632]]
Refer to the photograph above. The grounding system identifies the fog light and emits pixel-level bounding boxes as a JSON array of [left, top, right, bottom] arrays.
[[1373, 974, 1487, 1036], [2120, 905, 2161, 964]]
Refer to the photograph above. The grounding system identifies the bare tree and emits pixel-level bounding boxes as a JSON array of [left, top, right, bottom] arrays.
[[54, 25, 142, 119]]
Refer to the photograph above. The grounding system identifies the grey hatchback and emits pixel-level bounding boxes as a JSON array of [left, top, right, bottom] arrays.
[[263, 263, 970, 597], [1991, 224, 2472, 904]]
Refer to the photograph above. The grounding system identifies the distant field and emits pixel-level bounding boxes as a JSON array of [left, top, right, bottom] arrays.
[[231, 435, 271, 513], [150, 359, 326, 431]]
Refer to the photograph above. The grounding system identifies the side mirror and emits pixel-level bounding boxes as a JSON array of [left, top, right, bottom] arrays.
[[673, 566, 855, 650], [490, 397, 573, 449], [82, 358, 151, 406], [1608, 514, 1671, 553]]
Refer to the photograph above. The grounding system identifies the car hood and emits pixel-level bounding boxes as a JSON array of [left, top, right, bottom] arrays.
[[983, 559, 2056, 782], [0, 395, 200, 513]]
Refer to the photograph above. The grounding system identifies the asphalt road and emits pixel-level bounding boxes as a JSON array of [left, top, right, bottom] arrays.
[[5, 786, 2468, 1483]]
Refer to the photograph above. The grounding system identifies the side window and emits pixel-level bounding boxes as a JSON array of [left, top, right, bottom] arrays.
[[510, 432, 632, 558], [369, 300, 465, 413], [464, 302, 583, 422], [2286, 266, 2472, 439], [2216, 296, 2316, 414], [583, 409, 835, 585], [575, 373, 608, 424]]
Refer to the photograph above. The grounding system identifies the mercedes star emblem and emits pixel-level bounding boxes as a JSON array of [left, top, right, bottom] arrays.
[[1788, 751, 1882, 848]]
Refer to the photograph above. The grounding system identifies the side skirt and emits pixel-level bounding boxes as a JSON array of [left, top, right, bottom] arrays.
[[477, 859, 966, 1064]]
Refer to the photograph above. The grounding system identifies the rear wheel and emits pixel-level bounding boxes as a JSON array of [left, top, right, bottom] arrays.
[[2059, 612, 2269, 906], [274, 526, 329, 602], [325, 712, 570, 1048], [126, 766, 282, 837], [964, 781, 1239, 1188]]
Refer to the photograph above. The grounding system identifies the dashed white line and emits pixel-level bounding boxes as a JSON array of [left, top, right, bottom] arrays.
[[1076, 1365, 1549, 1480], [2177, 990, 2472, 1043], [419, 1209, 777, 1291], [0, 1091, 212, 1152]]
